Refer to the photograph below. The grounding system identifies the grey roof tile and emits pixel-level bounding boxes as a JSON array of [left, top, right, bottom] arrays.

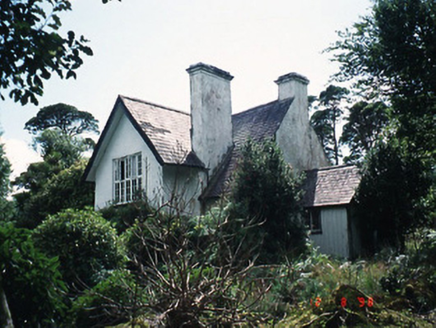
[[120, 96, 204, 168], [302, 165, 361, 207], [201, 98, 293, 199]]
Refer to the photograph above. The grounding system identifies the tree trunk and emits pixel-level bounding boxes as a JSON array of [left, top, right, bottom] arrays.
[[0, 280, 14, 328]]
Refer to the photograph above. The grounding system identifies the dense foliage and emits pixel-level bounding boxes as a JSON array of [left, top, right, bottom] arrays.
[[329, 0, 436, 160], [0, 223, 66, 327], [230, 139, 307, 263], [354, 139, 434, 252], [32, 208, 122, 290], [0, 0, 93, 105], [15, 159, 94, 228], [340, 101, 390, 164], [0, 135, 12, 221], [70, 269, 143, 328]]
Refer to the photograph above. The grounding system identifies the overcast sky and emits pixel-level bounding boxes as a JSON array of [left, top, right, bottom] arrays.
[[0, 0, 372, 178]]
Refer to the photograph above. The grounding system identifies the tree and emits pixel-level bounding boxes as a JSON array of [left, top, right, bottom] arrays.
[[0, 0, 94, 105], [0, 133, 12, 221], [15, 160, 94, 228], [340, 101, 390, 164], [310, 85, 349, 165], [328, 0, 436, 159], [25, 103, 99, 136], [0, 0, 121, 105], [229, 139, 306, 263], [33, 129, 92, 166], [354, 138, 434, 252]]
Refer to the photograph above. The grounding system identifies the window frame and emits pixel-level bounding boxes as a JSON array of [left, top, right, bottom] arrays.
[[113, 152, 143, 205], [305, 208, 322, 235]]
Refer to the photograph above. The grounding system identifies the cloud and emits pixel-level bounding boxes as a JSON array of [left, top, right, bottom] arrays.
[[2, 138, 41, 179]]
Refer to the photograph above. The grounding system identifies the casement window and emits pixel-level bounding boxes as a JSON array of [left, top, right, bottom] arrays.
[[305, 208, 322, 234], [113, 153, 142, 204]]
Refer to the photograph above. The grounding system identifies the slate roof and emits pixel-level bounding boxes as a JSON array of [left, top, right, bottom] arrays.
[[201, 98, 293, 199], [302, 165, 361, 207], [120, 96, 204, 167]]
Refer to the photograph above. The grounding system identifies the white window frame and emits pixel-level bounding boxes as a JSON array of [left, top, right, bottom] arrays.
[[113, 152, 143, 204]]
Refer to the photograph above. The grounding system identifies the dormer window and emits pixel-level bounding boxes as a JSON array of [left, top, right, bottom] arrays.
[[113, 153, 142, 204]]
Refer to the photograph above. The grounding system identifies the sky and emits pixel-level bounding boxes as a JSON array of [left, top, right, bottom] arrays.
[[0, 0, 372, 178]]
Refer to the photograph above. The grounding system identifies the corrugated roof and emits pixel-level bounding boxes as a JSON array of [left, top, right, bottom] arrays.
[[201, 98, 293, 199], [120, 96, 204, 168], [302, 165, 361, 207]]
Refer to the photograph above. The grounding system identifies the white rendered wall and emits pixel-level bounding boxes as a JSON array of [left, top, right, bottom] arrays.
[[162, 166, 207, 215], [276, 83, 329, 171], [310, 207, 350, 258], [94, 106, 163, 209]]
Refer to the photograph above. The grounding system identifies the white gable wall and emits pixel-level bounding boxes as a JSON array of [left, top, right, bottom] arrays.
[[94, 105, 164, 209], [162, 166, 206, 215], [310, 207, 350, 258]]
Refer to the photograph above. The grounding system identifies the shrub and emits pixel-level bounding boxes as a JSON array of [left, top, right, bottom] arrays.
[[70, 269, 145, 328], [33, 207, 123, 290], [229, 139, 307, 263], [0, 222, 66, 326]]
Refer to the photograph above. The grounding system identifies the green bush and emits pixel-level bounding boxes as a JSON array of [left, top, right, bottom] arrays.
[[70, 269, 144, 328], [229, 139, 307, 264], [33, 208, 123, 290], [0, 222, 66, 326], [100, 199, 153, 233]]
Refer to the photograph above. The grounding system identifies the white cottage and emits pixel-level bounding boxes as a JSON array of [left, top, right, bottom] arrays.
[[84, 62, 330, 214], [84, 62, 364, 257]]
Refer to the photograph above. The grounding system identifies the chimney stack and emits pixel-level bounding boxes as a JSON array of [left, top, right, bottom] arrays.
[[275, 72, 309, 101], [187, 63, 233, 174]]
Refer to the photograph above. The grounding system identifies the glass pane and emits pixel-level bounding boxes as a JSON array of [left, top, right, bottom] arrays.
[[120, 159, 125, 180], [120, 181, 125, 203], [114, 182, 120, 203], [138, 177, 142, 192], [132, 179, 137, 199], [131, 155, 137, 178], [126, 180, 131, 201], [137, 154, 142, 176], [311, 209, 322, 233], [114, 160, 119, 181]]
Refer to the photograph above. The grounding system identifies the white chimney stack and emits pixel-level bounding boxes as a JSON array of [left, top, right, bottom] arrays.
[[187, 63, 233, 174], [275, 72, 309, 101]]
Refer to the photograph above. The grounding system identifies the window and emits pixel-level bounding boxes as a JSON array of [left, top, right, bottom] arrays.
[[305, 208, 322, 234], [113, 153, 143, 204]]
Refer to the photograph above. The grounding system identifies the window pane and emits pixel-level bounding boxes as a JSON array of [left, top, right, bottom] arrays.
[[138, 177, 142, 192], [120, 159, 125, 180], [132, 155, 137, 178], [132, 179, 137, 199], [126, 180, 131, 201], [120, 181, 125, 203], [311, 209, 322, 233], [114, 160, 119, 181], [114, 182, 120, 203], [137, 154, 142, 176]]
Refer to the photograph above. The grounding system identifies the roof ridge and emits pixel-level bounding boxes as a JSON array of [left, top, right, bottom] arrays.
[[120, 95, 189, 116], [232, 98, 293, 118], [308, 164, 358, 172]]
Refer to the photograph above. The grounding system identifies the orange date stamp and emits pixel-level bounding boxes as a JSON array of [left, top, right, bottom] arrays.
[[310, 296, 374, 308]]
